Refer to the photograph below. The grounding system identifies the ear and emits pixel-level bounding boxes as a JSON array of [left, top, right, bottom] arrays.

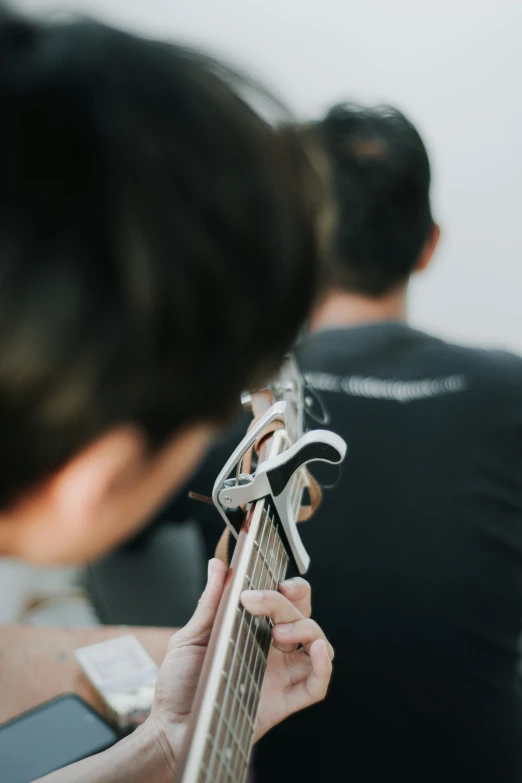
[[4, 423, 213, 564], [415, 223, 441, 274], [50, 426, 147, 533], [8, 427, 148, 564]]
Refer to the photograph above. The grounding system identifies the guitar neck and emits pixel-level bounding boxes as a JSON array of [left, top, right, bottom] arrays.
[[178, 496, 290, 783], [176, 360, 344, 782]]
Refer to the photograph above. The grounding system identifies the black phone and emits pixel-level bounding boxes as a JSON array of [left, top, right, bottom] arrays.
[[0, 693, 118, 783]]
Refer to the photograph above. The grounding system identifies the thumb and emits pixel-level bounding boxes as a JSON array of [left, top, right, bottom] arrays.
[[173, 558, 228, 647]]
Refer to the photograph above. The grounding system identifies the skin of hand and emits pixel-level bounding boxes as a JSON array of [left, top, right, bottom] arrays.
[[150, 558, 334, 770]]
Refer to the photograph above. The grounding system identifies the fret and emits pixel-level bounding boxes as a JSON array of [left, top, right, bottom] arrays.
[[204, 730, 235, 783], [261, 514, 288, 589], [253, 538, 279, 584], [230, 613, 269, 678], [233, 528, 290, 776], [207, 507, 272, 782], [201, 735, 222, 782], [195, 505, 292, 783], [236, 607, 269, 662], [225, 639, 261, 704], [254, 541, 277, 585], [249, 521, 272, 591], [232, 510, 287, 763], [213, 703, 250, 764], [269, 526, 288, 600], [209, 701, 242, 782], [220, 668, 256, 730], [219, 509, 278, 782], [222, 682, 255, 780], [203, 729, 244, 783], [197, 758, 210, 783], [215, 624, 266, 779]]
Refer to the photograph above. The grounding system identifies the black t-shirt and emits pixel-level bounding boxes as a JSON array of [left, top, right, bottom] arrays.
[[257, 323, 522, 782], [152, 322, 522, 781]]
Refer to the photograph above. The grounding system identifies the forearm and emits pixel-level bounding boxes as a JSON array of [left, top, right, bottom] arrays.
[[36, 720, 175, 783]]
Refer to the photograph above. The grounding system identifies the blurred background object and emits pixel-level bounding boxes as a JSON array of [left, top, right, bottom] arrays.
[[0, 561, 89, 625]]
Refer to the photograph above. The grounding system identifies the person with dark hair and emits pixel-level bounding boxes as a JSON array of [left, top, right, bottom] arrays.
[[256, 103, 522, 782], [0, 8, 335, 782], [316, 102, 438, 298]]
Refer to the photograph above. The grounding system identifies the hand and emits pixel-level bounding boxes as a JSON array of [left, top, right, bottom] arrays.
[[241, 575, 334, 741], [149, 558, 333, 769]]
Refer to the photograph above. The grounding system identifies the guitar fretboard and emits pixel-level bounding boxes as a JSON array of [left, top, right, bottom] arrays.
[[199, 503, 289, 782]]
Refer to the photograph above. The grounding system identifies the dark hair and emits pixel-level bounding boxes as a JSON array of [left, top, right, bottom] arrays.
[[0, 10, 327, 508], [316, 103, 433, 296]]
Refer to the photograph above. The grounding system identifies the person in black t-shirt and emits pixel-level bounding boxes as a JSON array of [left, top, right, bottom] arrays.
[[256, 105, 522, 782], [94, 103, 522, 781]]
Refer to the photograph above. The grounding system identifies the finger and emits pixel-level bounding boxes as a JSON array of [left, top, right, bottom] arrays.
[[268, 646, 327, 688], [241, 589, 302, 626], [278, 651, 314, 686], [272, 617, 334, 659], [282, 640, 332, 717], [306, 639, 333, 701], [279, 578, 312, 618], [173, 559, 227, 648]]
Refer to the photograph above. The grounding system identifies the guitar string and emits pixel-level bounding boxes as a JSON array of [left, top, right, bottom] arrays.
[[233, 502, 294, 781], [235, 513, 285, 783], [229, 511, 289, 783], [203, 472, 300, 782], [204, 516, 267, 783], [228, 510, 281, 781], [215, 507, 276, 782], [236, 520, 289, 783], [245, 516, 288, 746], [221, 473, 301, 783], [205, 506, 271, 782], [216, 508, 274, 783], [218, 508, 283, 783], [205, 511, 292, 783], [235, 511, 285, 761], [205, 510, 269, 783]]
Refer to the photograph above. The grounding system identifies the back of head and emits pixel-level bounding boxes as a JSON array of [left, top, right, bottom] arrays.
[[0, 8, 326, 508], [317, 103, 433, 297]]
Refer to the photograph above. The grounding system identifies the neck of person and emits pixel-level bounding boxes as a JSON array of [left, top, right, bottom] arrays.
[[308, 284, 409, 334]]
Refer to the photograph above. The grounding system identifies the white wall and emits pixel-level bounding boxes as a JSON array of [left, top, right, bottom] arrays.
[[19, 0, 522, 351]]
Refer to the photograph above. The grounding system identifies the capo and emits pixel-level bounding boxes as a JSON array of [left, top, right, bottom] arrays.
[[213, 411, 346, 573]]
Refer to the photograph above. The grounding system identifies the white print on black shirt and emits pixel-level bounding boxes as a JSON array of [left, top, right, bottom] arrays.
[[304, 372, 467, 403]]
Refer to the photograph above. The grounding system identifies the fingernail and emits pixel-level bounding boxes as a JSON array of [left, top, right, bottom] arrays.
[[276, 623, 292, 635], [208, 559, 216, 581], [243, 590, 263, 602], [281, 578, 298, 589]]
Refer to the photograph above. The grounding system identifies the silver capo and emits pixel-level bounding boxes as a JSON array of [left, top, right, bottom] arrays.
[[212, 400, 346, 574]]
